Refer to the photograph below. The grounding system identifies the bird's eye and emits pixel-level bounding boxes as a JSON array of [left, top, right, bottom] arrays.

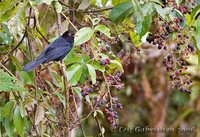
[[68, 33, 71, 36]]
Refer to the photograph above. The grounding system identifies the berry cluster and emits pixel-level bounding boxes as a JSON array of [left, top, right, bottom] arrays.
[[81, 86, 94, 97], [104, 96, 123, 128], [163, 54, 192, 94], [99, 57, 110, 66], [104, 108, 119, 128], [105, 73, 124, 90], [178, 5, 191, 14]]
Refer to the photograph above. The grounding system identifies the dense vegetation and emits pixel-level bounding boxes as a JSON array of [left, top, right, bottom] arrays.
[[0, 0, 200, 137]]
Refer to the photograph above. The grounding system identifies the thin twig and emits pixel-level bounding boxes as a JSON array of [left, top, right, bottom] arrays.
[[60, 61, 70, 136], [90, 103, 104, 137], [0, 62, 16, 77], [68, 90, 109, 131], [83, 7, 113, 13], [61, 12, 78, 31], [95, 117, 104, 137], [1, 31, 26, 64], [36, 27, 50, 44], [72, 93, 86, 137]]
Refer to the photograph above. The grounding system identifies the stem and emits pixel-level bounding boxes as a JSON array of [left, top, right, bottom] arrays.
[[61, 12, 78, 31], [60, 61, 70, 136], [72, 93, 86, 137]]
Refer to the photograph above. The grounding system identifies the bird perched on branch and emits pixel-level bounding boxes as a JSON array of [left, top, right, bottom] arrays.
[[23, 30, 75, 72]]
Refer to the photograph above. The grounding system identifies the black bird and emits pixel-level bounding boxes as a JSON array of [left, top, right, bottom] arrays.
[[23, 30, 74, 72]]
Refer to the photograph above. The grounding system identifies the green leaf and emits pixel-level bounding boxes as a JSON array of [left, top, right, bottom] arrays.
[[94, 25, 111, 38], [136, 14, 153, 37], [4, 118, 14, 137], [74, 27, 94, 46], [55, 1, 62, 13], [64, 50, 83, 65], [102, 0, 108, 6], [66, 64, 82, 85], [45, 0, 54, 5], [2, 101, 14, 118], [110, 1, 133, 23], [34, 0, 43, 5], [92, 61, 105, 72], [35, 105, 45, 125], [13, 106, 24, 137], [129, 30, 141, 47], [0, 2, 22, 23], [196, 17, 200, 36], [112, 0, 129, 6], [0, 69, 27, 92], [73, 87, 82, 98], [109, 60, 124, 72], [56, 93, 66, 108], [154, 4, 171, 19], [79, 65, 89, 83], [92, 18, 101, 26], [192, 35, 200, 65], [86, 64, 96, 84], [19, 71, 34, 85], [191, 4, 200, 20]]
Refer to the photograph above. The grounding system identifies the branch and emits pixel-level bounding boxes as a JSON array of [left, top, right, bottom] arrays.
[[0, 31, 26, 64], [36, 27, 50, 44], [83, 7, 113, 13], [72, 93, 86, 137], [60, 61, 70, 136], [61, 12, 78, 31]]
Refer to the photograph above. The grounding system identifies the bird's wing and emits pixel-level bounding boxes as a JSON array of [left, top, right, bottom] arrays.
[[43, 37, 72, 62]]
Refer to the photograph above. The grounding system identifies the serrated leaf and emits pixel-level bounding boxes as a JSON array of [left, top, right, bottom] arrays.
[[86, 64, 96, 84], [110, 1, 133, 23], [2, 101, 14, 118], [35, 105, 45, 125], [14, 106, 24, 137], [94, 25, 111, 38], [74, 27, 94, 46], [66, 64, 82, 85], [55, 1, 62, 13]]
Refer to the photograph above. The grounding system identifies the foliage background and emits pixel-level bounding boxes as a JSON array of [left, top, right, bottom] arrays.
[[0, 0, 200, 137]]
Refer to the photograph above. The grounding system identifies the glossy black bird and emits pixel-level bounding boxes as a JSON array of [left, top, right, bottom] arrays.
[[23, 30, 74, 72]]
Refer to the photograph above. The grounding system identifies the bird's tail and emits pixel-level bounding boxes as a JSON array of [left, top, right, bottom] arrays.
[[23, 59, 44, 72]]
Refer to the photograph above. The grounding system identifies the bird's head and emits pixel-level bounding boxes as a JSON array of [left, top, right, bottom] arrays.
[[62, 30, 75, 38]]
